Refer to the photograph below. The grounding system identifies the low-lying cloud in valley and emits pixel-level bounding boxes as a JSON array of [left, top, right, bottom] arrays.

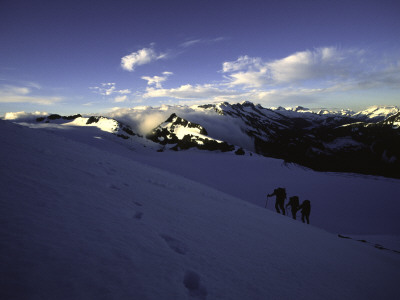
[[108, 105, 254, 150]]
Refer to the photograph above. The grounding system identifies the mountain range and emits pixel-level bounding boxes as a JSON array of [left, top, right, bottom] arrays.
[[28, 101, 400, 178]]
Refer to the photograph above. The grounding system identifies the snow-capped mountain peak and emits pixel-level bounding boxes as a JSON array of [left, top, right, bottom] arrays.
[[352, 105, 400, 121], [163, 113, 208, 138], [381, 112, 400, 129], [4, 101, 400, 178], [36, 114, 138, 139], [146, 113, 236, 152]]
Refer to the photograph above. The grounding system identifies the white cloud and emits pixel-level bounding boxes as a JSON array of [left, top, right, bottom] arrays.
[[180, 37, 228, 48], [227, 69, 270, 88], [250, 87, 325, 106], [138, 112, 168, 134], [267, 47, 355, 83], [114, 95, 127, 103], [221, 47, 387, 90], [180, 39, 202, 48], [103, 83, 116, 95], [135, 46, 399, 109], [90, 83, 115, 95], [0, 85, 61, 105], [110, 46, 400, 110], [83, 101, 96, 106], [118, 89, 131, 94], [3, 111, 48, 120], [142, 71, 173, 88], [222, 56, 269, 88], [143, 83, 240, 100], [222, 55, 262, 73], [90, 83, 131, 97], [107, 107, 169, 135], [121, 47, 166, 72]]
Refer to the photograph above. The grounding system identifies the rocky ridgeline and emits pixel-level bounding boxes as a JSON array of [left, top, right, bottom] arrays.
[[36, 114, 82, 122], [146, 113, 239, 153], [36, 114, 139, 140], [33, 102, 400, 178], [198, 102, 400, 178], [36, 113, 245, 155]]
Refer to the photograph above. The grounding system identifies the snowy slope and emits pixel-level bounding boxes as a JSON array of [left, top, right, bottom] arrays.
[[1, 120, 400, 299], [352, 105, 400, 122], [107, 102, 400, 179], [381, 112, 400, 129], [127, 151, 400, 235], [35, 114, 140, 139], [6, 114, 400, 235]]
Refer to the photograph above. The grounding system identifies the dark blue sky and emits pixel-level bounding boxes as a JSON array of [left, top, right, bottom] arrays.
[[1, 0, 399, 114]]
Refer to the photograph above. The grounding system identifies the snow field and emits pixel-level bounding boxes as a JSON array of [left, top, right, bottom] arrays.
[[131, 150, 400, 235], [1, 120, 400, 299]]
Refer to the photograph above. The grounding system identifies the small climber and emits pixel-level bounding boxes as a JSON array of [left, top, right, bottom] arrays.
[[286, 196, 300, 220], [267, 187, 287, 215], [298, 200, 311, 224]]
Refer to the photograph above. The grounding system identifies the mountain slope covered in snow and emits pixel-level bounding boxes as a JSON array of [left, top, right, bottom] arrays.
[[6, 111, 400, 235], [146, 113, 236, 152], [106, 102, 400, 178], [1, 119, 400, 299], [192, 102, 400, 178], [7, 101, 399, 180]]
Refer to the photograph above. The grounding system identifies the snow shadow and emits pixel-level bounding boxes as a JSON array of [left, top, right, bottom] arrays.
[[183, 270, 207, 299]]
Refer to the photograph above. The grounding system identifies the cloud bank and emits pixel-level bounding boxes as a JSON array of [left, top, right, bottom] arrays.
[[143, 84, 241, 100], [3, 111, 48, 121], [107, 105, 254, 150], [222, 47, 367, 88], [138, 46, 400, 108]]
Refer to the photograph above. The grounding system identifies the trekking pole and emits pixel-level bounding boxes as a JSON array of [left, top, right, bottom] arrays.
[[265, 195, 269, 208]]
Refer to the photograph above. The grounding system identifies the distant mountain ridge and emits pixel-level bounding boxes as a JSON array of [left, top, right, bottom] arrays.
[[198, 101, 399, 123], [351, 105, 400, 122], [196, 102, 400, 177], [7, 102, 400, 178], [36, 113, 139, 140]]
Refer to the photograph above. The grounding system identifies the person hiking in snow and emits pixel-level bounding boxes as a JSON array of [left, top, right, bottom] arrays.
[[286, 196, 300, 220], [298, 200, 311, 224], [267, 187, 286, 215]]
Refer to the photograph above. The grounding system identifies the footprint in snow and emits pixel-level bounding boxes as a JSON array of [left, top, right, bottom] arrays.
[[108, 184, 121, 190], [183, 270, 207, 299], [105, 167, 117, 176], [134, 211, 143, 220], [160, 234, 187, 255]]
